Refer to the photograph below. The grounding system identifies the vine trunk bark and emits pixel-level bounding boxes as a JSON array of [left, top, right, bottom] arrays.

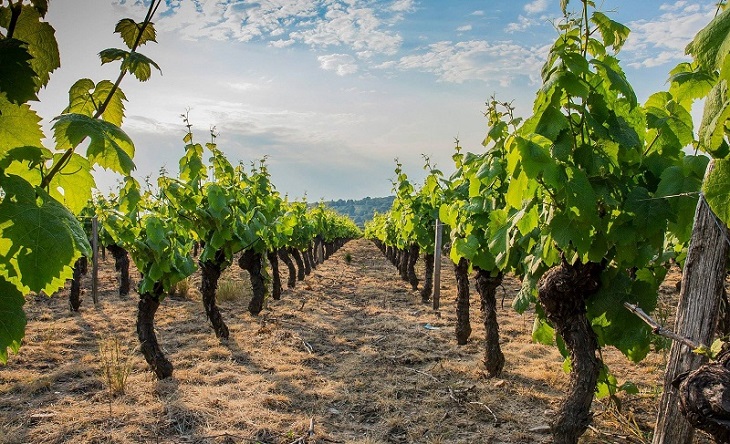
[[278, 249, 296, 288], [475, 268, 504, 377], [239, 249, 267, 315], [290, 248, 306, 281], [137, 283, 173, 379], [199, 250, 230, 339], [420, 252, 434, 303], [407, 244, 419, 290], [69, 256, 88, 311], [267, 250, 282, 300], [454, 257, 471, 345], [107, 244, 130, 296], [538, 260, 603, 444]]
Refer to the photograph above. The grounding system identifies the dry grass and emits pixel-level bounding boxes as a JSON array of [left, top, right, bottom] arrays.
[[0, 239, 715, 443]]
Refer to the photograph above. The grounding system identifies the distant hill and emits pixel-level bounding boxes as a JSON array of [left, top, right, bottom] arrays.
[[323, 196, 394, 227]]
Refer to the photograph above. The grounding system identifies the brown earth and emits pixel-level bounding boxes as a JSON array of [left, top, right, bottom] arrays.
[[0, 239, 715, 443]]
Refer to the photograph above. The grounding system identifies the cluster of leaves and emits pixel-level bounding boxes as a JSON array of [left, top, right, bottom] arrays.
[[96, 121, 360, 300], [0, 1, 161, 363], [363, 160, 441, 252]]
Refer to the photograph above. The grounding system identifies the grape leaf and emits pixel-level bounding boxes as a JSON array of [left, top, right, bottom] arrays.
[[0, 94, 43, 149], [0, 39, 38, 104], [703, 158, 730, 226], [591, 12, 630, 52], [52, 113, 135, 174], [48, 153, 95, 215], [0, 276, 25, 364], [0, 5, 60, 90], [698, 79, 730, 156], [99, 48, 129, 65], [0, 174, 91, 294], [65, 79, 127, 126], [686, 8, 730, 73], [115, 18, 157, 49], [121, 51, 162, 82]]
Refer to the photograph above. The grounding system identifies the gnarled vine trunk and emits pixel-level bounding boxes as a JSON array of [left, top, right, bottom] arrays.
[[306, 247, 316, 270], [538, 260, 603, 444], [69, 256, 88, 311], [278, 248, 296, 288], [107, 244, 130, 296], [137, 283, 173, 379], [290, 248, 306, 281], [267, 249, 282, 300], [454, 257, 471, 345], [674, 348, 730, 443], [398, 248, 409, 282], [302, 246, 312, 275], [239, 249, 267, 315], [420, 252, 434, 303], [199, 249, 229, 339], [475, 268, 504, 377], [407, 244, 419, 291]]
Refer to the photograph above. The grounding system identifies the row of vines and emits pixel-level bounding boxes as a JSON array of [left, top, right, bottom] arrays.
[[0, 0, 359, 382], [365, 1, 730, 443]]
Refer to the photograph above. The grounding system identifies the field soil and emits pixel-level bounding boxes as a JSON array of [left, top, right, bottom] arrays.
[[0, 239, 715, 443]]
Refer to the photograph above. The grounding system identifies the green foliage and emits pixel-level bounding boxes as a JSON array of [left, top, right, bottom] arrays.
[[0, 1, 161, 362]]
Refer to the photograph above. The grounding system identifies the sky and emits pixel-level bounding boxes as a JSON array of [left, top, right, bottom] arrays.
[[35, 0, 719, 201]]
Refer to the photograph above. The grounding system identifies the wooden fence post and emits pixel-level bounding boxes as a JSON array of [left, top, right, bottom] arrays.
[[653, 163, 729, 443]]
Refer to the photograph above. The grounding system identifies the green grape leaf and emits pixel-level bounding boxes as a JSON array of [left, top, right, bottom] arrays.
[[0, 276, 25, 364], [590, 58, 638, 108], [686, 8, 730, 73], [565, 167, 596, 218], [0, 39, 38, 104], [0, 174, 91, 294], [669, 63, 717, 107], [48, 153, 95, 215], [591, 12, 630, 52], [99, 48, 129, 65], [121, 51, 162, 82], [66, 79, 127, 126], [0, 94, 44, 150], [698, 80, 730, 156], [29, 0, 48, 17], [532, 317, 555, 345], [115, 18, 158, 49], [0, 5, 60, 90], [703, 158, 730, 226], [52, 113, 135, 174], [2, 145, 50, 187], [549, 210, 593, 253]]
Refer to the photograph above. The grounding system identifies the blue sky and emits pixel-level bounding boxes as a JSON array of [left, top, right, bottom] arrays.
[[37, 0, 717, 200]]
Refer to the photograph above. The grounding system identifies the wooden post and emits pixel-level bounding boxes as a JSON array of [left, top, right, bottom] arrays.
[[91, 215, 99, 305], [653, 165, 729, 444], [433, 218, 443, 310]]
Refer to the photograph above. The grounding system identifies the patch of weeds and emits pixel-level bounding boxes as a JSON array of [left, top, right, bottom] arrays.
[[217, 279, 245, 302], [344, 253, 353, 264], [98, 334, 134, 396]]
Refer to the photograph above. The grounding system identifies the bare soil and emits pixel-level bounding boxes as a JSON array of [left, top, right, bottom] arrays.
[[0, 239, 714, 443]]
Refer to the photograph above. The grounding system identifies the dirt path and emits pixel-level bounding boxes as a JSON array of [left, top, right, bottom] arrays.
[[0, 239, 709, 443]]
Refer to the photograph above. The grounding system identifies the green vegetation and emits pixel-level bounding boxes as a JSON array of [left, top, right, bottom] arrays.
[[323, 196, 394, 227]]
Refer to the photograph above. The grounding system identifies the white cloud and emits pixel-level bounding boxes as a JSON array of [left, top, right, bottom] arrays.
[[624, 2, 714, 67], [397, 40, 546, 84], [505, 15, 538, 33], [471, 10, 485, 16], [114, 0, 407, 56], [524, 0, 549, 15], [457, 25, 472, 32], [318, 53, 359, 76]]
